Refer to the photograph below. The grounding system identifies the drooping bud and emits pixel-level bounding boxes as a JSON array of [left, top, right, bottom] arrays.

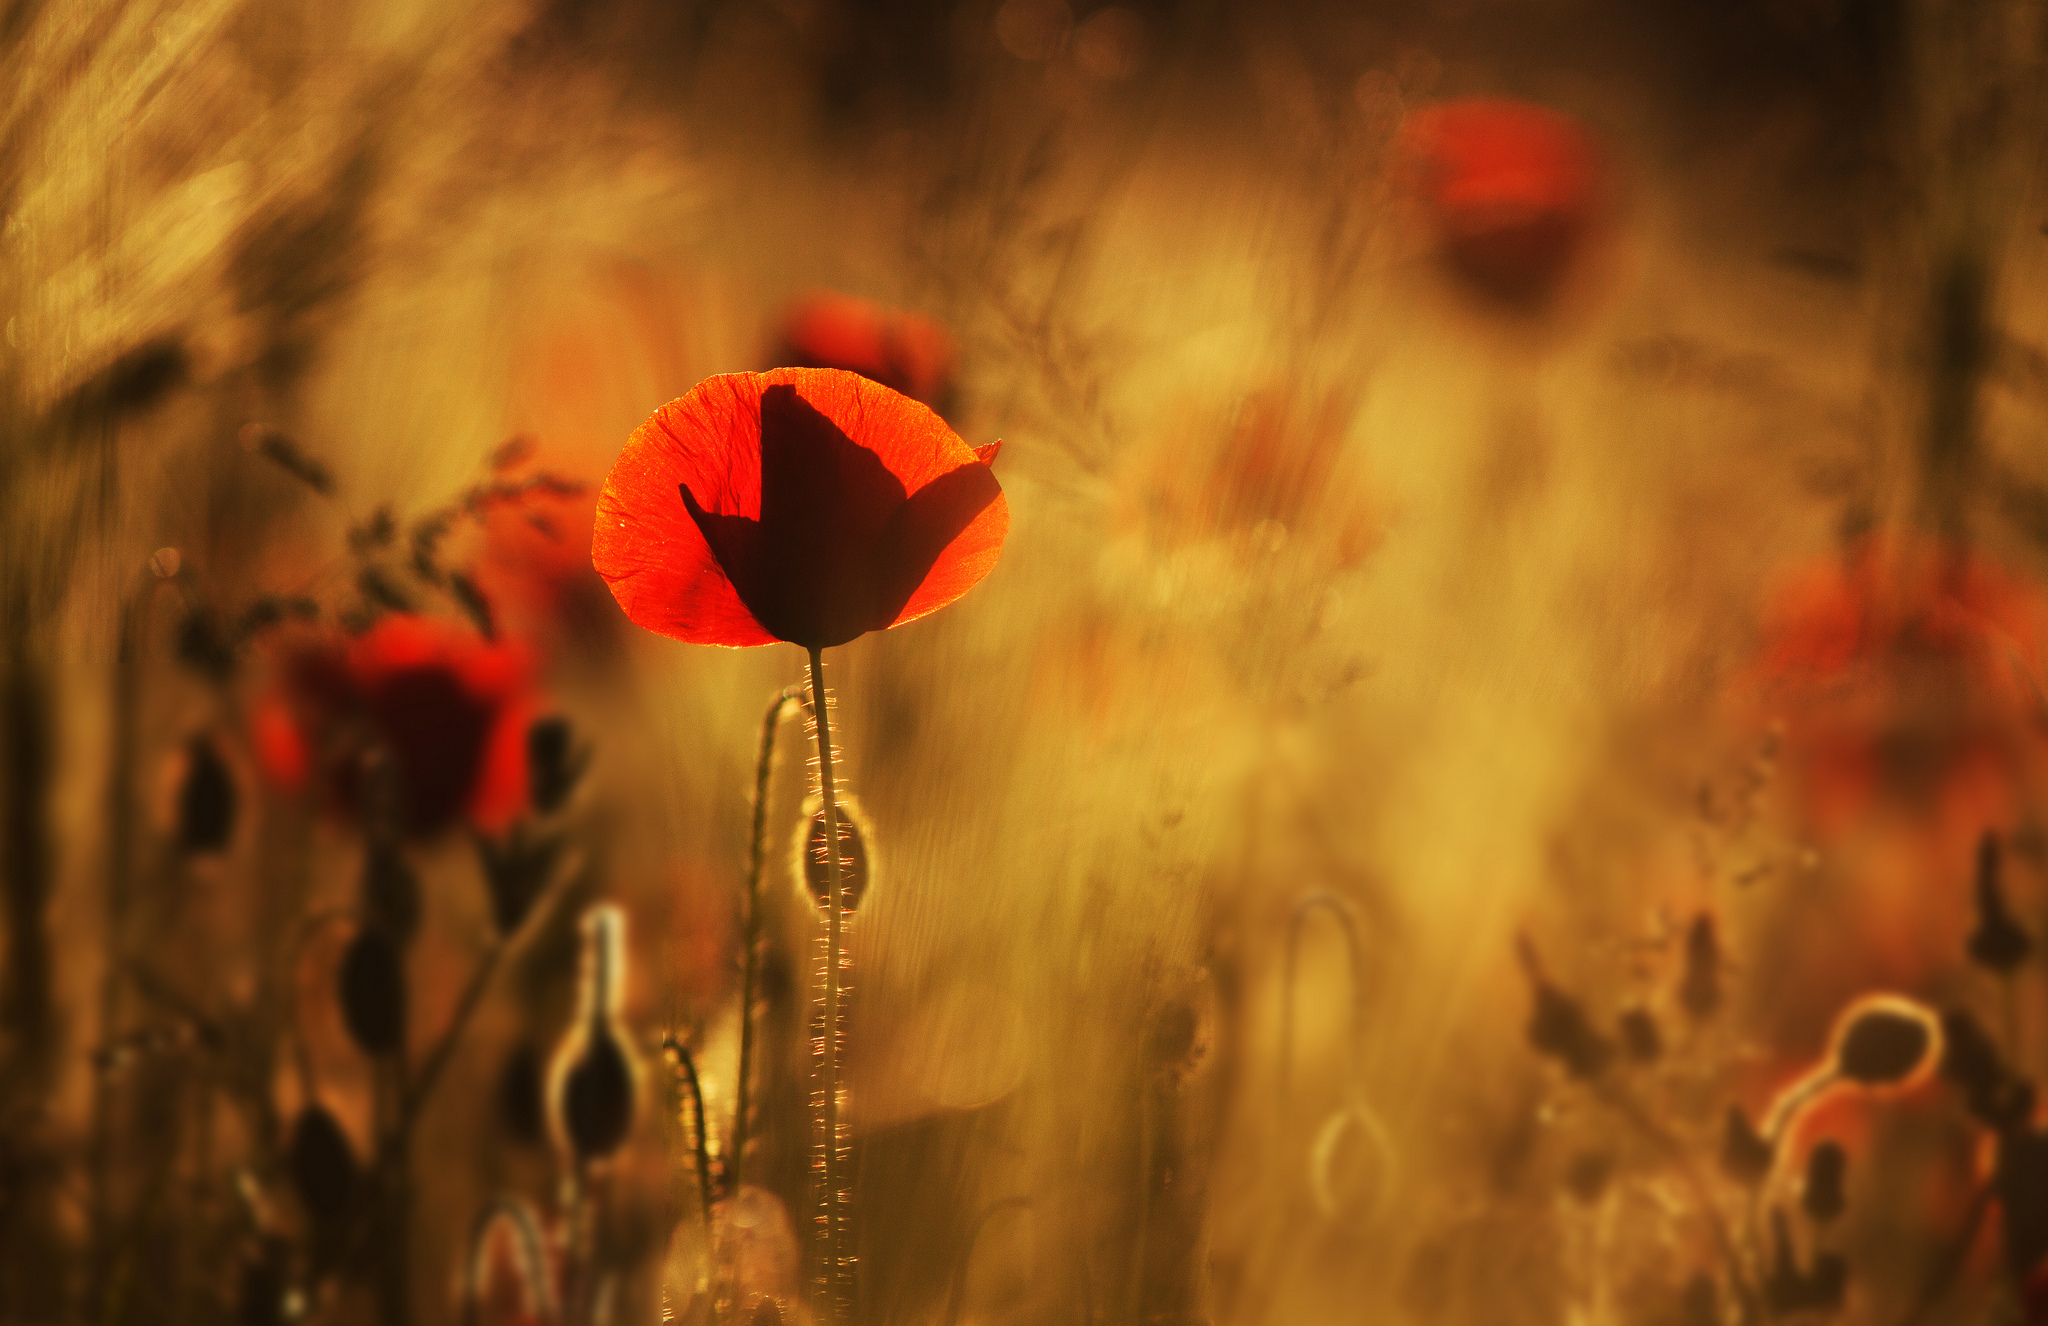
[[1802, 1140, 1847, 1224], [551, 904, 638, 1163], [795, 795, 871, 915], [1968, 831, 2032, 974], [337, 928, 406, 1057], [175, 734, 237, 854], [1832, 997, 1939, 1088]]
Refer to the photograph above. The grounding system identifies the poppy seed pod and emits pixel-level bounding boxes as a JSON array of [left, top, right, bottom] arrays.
[[1831, 997, 1939, 1088], [175, 734, 237, 853], [337, 928, 407, 1057], [551, 905, 638, 1163], [286, 1103, 359, 1226], [796, 795, 871, 915]]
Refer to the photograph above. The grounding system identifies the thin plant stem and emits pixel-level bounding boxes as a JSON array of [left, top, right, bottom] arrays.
[[806, 645, 848, 1324], [665, 1036, 716, 1227], [732, 686, 803, 1207]]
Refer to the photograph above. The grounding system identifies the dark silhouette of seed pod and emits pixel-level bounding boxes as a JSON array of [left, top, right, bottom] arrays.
[[1835, 1003, 1935, 1086], [799, 802, 869, 914], [1803, 1141, 1847, 1223], [361, 843, 421, 943], [527, 716, 584, 815], [1968, 832, 2032, 974], [498, 1041, 546, 1146], [1720, 1105, 1774, 1186], [1678, 914, 1721, 1021], [1941, 1007, 2035, 1131], [337, 929, 406, 1057], [1518, 951, 1612, 1080], [560, 1029, 634, 1161], [748, 1297, 785, 1326], [176, 735, 237, 853], [1617, 1007, 1662, 1063], [287, 1104, 359, 1226]]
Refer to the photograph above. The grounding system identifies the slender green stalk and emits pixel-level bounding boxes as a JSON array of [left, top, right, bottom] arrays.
[[806, 646, 847, 1323], [731, 686, 802, 1208]]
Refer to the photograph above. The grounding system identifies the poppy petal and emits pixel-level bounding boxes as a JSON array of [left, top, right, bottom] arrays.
[[593, 377, 779, 647], [873, 462, 1005, 625], [889, 482, 1009, 629], [975, 441, 1002, 465]]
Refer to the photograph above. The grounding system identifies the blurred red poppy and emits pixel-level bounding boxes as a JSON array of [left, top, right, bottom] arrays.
[[776, 291, 957, 410], [592, 368, 1007, 650], [1395, 98, 1604, 310], [1746, 536, 2048, 840], [255, 614, 536, 838], [473, 454, 623, 651]]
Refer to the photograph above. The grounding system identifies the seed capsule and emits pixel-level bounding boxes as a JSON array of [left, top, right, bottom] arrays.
[[337, 928, 406, 1057], [551, 905, 638, 1163], [1833, 999, 1938, 1088], [796, 797, 871, 915]]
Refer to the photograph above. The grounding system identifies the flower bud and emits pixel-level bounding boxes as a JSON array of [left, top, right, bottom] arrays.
[[1968, 831, 2031, 974], [551, 905, 638, 1163], [1832, 997, 1938, 1088], [795, 796, 871, 915], [337, 928, 406, 1057]]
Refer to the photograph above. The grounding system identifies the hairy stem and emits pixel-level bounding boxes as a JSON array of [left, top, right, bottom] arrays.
[[807, 646, 848, 1323]]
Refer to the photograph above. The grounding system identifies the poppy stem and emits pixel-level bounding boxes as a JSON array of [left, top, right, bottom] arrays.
[[806, 646, 849, 1323], [732, 686, 803, 1213]]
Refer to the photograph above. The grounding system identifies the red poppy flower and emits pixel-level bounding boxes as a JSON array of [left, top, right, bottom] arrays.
[[775, 292, 957, 410], [1745, 536, 2048, 840], [255, 614, 536, 838], [592, 368, 1007, 650], [1395, 98, 1604, 310]]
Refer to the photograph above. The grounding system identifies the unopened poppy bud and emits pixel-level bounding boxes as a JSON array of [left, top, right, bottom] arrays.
[[361, 843, 421, 943], [1617, 1007, 1662, 1063], [1516, 938, 1612, 1080], [1720, 1105, 1774, 1186], [527, 716, 585, 815], [175, 734, 238, 853], [795, 796, 871, 915], [337, 929, 406, 1057], [749, 1298, 785, 1326], [1679, 914, 1721, 1021], [552, 905, 638, 1162], [286, 1103, 359, 1227], [1968, 832, 2031, 974], [1803, 1140, 1847, 1223], [1832, 999, 1937, 1087]]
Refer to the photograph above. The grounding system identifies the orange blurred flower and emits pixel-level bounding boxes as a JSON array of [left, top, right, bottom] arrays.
[[775, 291, 957, 411], [593, 368, 1006, 649], [1746, 536, 2048, 841], [1395, 97, 1606, 311], [254, 614, 537, 838]]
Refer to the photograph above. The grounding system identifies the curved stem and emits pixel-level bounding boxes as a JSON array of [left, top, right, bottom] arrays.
[[731, 686, 803, 1207], [667, 1037, 716, 1227], [806, 646, 847, 1323], [1280, 891, 1366, 1102]]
